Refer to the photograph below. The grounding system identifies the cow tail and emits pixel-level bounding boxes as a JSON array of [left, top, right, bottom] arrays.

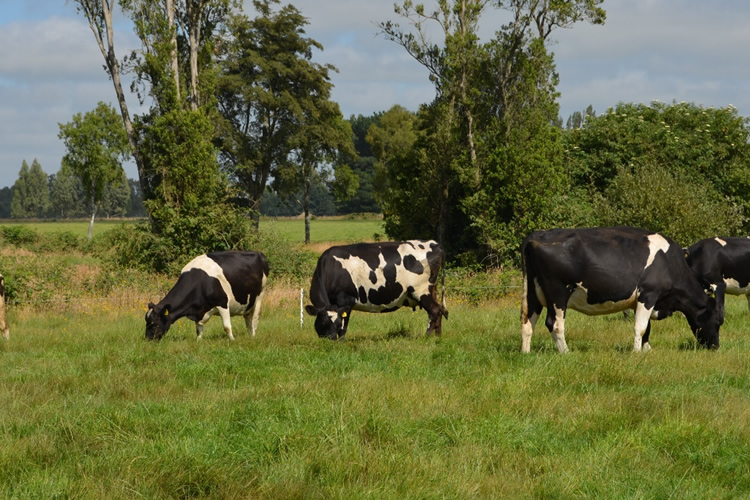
[[440, 253, 449, 319]]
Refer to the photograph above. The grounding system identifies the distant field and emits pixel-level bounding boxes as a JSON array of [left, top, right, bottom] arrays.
[[0, 217, 385, 244], [0, 219, 133, 238], [260, 217, 385, 243]]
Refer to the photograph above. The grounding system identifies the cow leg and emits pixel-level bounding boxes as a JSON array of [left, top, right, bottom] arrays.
[[245, 291, 264, 337], [633, 302, 654, 352], [641, 321, 652, 351], [217, 308, 235, 341], [546, 305, 569, 353], [521, 311, 539, 353], [196, 311, 213, 340], [520, 273, 544, 353], [421, 295, 443, 336]]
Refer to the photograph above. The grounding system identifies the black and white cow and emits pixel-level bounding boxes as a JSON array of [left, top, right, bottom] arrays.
[[521, 226, 722, 353], [145, 251, 268, 341], [686, 236, 750, 319], [305, 240, 448, 340]]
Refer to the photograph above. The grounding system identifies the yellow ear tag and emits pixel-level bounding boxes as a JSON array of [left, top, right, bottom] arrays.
[[164, 309, 169, 316], [342, 312, 347, 318]]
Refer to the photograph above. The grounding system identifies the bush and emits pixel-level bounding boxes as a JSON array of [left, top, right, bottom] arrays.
[[598, 162, 745, 246], [102, 211, 319, 281], [1, 225, 39, 246]]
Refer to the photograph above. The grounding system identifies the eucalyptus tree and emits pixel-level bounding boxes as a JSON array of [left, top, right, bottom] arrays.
[[74, 0, 254, 264]]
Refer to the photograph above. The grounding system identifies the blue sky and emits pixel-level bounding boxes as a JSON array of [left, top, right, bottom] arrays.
[[0, 0, 749, 189]]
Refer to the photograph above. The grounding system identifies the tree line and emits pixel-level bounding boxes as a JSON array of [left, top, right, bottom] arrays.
[[3, 158, 145, 220], [61, 0, 750, 270]]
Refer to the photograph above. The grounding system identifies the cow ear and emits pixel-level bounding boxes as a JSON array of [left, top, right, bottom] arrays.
[[305, 305, 317, 316]]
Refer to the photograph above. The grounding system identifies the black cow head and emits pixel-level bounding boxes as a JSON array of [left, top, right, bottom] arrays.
[[691, 295, 722, 350], [145, 302, 170, 341], [305, 304, 348, 340]]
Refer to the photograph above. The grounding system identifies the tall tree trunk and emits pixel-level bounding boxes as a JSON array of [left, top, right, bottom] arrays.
[[185, 0, 204, 110], [304, 176, 312, 244], [88, 194, 97, 241], [165, 0, 181, 101], [79, 0, 152, 212]]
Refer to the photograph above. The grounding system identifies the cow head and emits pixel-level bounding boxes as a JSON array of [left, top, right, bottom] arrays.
[[305, 304, 348, 340], [145, 302, 170, 341], [690, 295, 722, 349]]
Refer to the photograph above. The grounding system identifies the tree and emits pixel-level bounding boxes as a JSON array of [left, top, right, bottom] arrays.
[[336, 114, 382, 214], [75, 0, 254, 267], [100, 169, 131, 218], [58, 102, 131, 239], [277, 109, 357, 243], [377, 0, 606, 264], [11, 159, 50, 218], [72, 0, 147, 200], [0, 187, 12, 219], [564, 101, 750, 242], [216, 0, 340, 226], [50, 166, 86, 219], [126, 178, 147, 217]]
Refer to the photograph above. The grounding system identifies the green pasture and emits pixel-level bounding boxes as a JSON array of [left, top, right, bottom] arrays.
[[1, 217, 749, 497], [0, 220, 128, 237], [260, 216, 384, 244], [2, 294, 750, 498], [0, 217, 385, 243]]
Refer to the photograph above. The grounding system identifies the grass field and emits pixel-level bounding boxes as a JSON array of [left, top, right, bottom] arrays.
[[0, 217, 385, 244], [1, 219, 749, 498], [2, 291, 750, 498], [0, 219, 129, 237], [260, 217, 384, 244]]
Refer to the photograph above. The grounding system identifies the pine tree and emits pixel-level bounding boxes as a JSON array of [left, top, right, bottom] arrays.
[[11, 159, 51, 218]]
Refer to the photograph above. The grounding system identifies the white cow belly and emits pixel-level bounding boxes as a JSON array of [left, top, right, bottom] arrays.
[[724, 277, 750, 295], [567, 286, 637, 315]]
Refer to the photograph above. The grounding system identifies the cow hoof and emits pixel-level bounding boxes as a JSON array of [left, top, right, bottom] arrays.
[[642, 342, 652, 352]]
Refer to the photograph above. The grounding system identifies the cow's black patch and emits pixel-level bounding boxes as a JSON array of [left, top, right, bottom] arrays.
[[369, 282, 403, 305], [358, 286, 368, 304], [369, 271, 377, 284], [403, 255, 424, 274]]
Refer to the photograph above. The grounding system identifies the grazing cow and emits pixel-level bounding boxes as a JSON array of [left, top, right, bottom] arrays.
[[521, 227, 721, 353], [305, 240, 448, 340], [0, 274, 8, 340], [145, 251, 268, 341], [686, 237, 750, 319]]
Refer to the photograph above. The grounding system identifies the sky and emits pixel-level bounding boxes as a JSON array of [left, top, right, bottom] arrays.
[[1, 0, 749, 189]]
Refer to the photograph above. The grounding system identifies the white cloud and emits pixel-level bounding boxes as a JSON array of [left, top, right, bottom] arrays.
[[1, 0, 749, 188]]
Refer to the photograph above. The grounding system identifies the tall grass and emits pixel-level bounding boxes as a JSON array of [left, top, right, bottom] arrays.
[[2, 294, 749, 498]]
